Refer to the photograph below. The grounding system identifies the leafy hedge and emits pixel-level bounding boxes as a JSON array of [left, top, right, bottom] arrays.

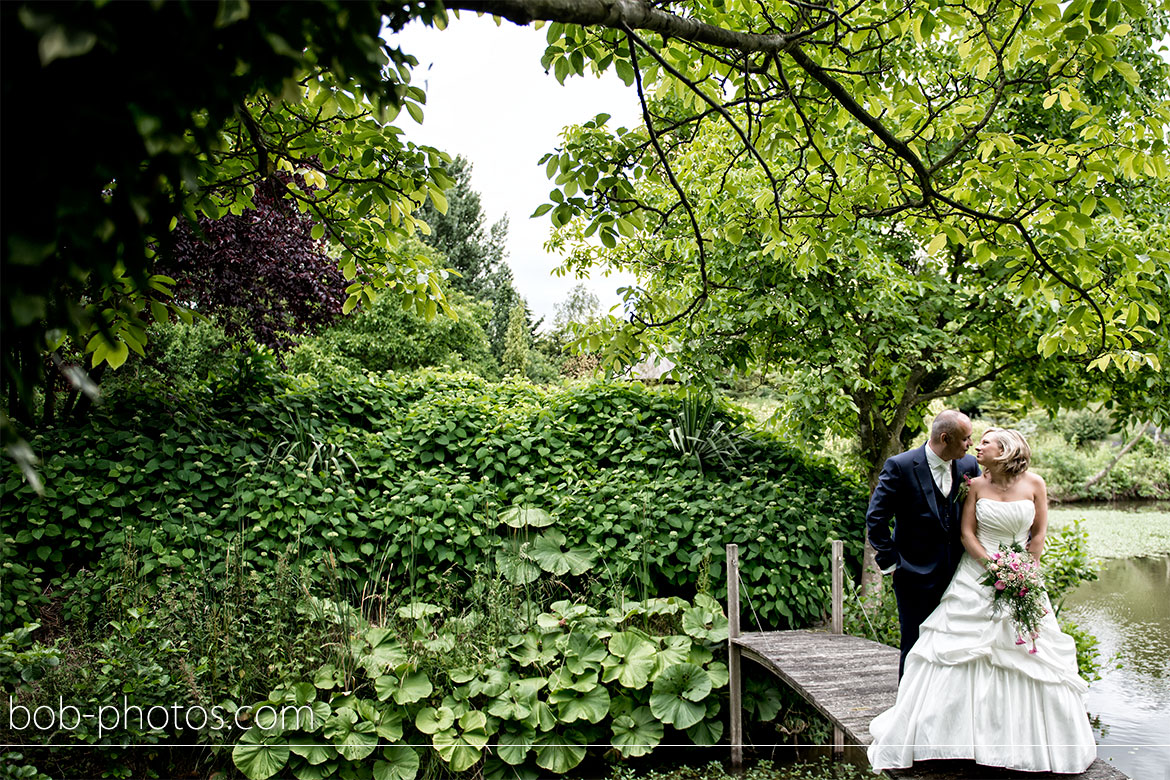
[[1, 372, 867, 632]]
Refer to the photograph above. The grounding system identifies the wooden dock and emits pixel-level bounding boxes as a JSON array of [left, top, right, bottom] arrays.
[[726, 544, 1128, 780]]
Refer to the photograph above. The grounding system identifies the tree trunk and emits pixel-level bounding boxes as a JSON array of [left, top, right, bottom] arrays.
[[1083, 423, 1149, 490], [856, 367, 927, 597]]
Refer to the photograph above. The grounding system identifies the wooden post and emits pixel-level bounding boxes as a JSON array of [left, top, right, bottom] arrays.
[[727, 543, 743, 771], [831, 539, 843, 635], [831, 539, 844, 757]]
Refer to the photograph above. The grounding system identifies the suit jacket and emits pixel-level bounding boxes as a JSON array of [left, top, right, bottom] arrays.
[[866, 444, 981, 587]]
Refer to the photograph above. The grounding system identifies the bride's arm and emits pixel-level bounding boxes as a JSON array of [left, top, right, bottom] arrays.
[[960, 482, 990, 563], [1026, 474, 1049, 558]]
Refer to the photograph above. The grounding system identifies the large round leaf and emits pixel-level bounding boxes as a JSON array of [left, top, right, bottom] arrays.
[[415, 705, 455, 734], [373, 745, 420, 780], [652, 635, 692, 677], [496, 725, 536, 765], [334, 725, 377, 761], [533, 730, 587, 774], [686, 716, 724, 745], [232, 725, 290, 780], [649, 663, 711, 729], [551, 683, 610, 724], [495, 540, 541, 585], [602, 631, 657, 689], [488, 682, 538, 721], [681, 602, 729, 642], [375, 670, 432, 704], [530, 529, 595, 576], [484, 757, 541, 780], [500, 506, 554, 528], [706, 660, 730, 688], [611, 706, 663, 758], [432, 709, 491, 772], [292, 758, 338, 780], [396, 601, 443, 619], [564, 631, 608, 675], [288, 735, 336, 766]]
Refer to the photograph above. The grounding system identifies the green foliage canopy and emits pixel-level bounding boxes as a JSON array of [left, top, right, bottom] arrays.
[[459, 0, 1170, 481], [1, 0, 451, 404]]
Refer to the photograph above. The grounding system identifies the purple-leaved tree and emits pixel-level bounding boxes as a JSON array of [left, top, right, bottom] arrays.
[[163, 176, 347, 353]]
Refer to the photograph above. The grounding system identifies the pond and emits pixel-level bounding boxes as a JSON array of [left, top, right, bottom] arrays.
[[1062, 553, 1170, 780]]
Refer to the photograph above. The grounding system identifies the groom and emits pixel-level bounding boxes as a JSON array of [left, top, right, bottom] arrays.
[[866, 410, 979, 677]]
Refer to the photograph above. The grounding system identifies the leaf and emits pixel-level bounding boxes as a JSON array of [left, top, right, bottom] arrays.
[[495, 540, 541, 585], [649, 663, 711, 729], [104, 339, 130, 369], [926, 233, 948, 256], [232, 726, 290, 780], [652, 635, 692, 677], [433, 713, 489, 773], [362, 642, 409, 678], [375, 670, 432, 704], [487, 681, 538, 721], [374, 746, 420, 780], [685, 715, 724, 745], [496, 725, 537, 765], [611, 706, 663, 757], [530, 529, 596, 576], [533, 730, 587, 773], [499, 506, 554, 528], [415, 705, 454, 734], [602, 632, 657, 689], [288, 735, 336, 766], [323, 707, 377, 761], [564, 632, 608, 675], [551, 683, 610, 724], [682, 600, 729, 642]]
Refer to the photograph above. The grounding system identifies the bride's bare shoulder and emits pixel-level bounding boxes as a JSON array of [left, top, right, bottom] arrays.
[[1023, 471, 1047, 493], [969, 474, 992, 495]]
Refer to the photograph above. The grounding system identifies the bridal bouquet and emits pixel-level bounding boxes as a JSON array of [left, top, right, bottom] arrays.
[[980, 543, 1048, 653]]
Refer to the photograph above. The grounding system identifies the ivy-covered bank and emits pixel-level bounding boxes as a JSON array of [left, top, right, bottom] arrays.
[[2, 371, 867, 633], [1, 371, 866, 778]]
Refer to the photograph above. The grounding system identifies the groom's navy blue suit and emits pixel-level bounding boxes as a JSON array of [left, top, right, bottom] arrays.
[[867, 444, 980, 677]]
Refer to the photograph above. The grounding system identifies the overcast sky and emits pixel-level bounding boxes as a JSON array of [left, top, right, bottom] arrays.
[[391, 15, 641, 326]]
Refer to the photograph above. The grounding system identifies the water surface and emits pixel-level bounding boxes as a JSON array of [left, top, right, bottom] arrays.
[[1062, 554, 1170, 780]]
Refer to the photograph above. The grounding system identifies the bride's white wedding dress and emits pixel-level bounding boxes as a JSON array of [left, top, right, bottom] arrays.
[[867, 498, 1097, 774]]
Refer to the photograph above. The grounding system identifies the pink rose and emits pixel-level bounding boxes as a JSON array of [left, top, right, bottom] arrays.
[[995, 581, 1006, 591]]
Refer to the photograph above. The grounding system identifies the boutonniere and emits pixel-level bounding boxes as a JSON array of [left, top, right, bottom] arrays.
[[955, 473, 973, 503]]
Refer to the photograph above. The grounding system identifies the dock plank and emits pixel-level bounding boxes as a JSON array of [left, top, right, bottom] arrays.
[[730, 629, 1125, 780]]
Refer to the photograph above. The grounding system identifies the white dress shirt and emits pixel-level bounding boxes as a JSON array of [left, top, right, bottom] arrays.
[[925, 444, 952, 497]]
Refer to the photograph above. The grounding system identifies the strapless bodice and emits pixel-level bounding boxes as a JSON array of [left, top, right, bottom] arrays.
[[975, 498, 1034, 549]]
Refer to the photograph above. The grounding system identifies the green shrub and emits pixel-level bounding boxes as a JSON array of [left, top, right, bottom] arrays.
[[0, 753, 52, 780], [2, 375, 868, 633], [842, 585, 900, 649], [287, 289, 499, 379], [1058, 617, 1103, 684], [1042, 519, 1100, 614], [1060, 410, 1112, 448], [231, 594, 733, 780]]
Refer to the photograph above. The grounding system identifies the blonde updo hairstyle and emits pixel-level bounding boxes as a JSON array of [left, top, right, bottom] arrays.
[[983, 427, 1031, 477]]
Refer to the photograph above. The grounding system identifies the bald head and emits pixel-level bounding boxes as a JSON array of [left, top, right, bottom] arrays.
[[929, 410, 973, 461]]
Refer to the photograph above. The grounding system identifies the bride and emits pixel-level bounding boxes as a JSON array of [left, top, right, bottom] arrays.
[[867, 427, 1097, 774]]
